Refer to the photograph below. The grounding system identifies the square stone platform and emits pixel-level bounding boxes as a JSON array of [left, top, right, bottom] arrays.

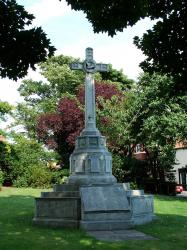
[[33, 183, 156, 230]]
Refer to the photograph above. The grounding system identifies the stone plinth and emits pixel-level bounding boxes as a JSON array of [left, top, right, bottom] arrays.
[[33, 184, 81, 228], [33, 183, 156, 230], [127, 191, 157, 225], [80, 184, 131, 230], [68, 132, 117, 185]]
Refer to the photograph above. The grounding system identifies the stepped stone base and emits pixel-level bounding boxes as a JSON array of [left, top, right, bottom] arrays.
[[33, 183, 156, 230], [128, 194, 157, 225], [33, 184, 81, 228], [80, 220, 132, 231]]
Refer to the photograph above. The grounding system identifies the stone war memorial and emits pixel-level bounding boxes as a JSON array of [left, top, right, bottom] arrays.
[[33, 48, 156, 230]]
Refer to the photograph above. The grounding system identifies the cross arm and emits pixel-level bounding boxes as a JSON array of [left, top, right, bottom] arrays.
[[70, 62, 83, 70], [96, 63, 109, 72]]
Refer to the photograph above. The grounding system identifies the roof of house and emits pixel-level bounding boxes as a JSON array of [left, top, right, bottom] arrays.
[[0, 135, 6, 142], [175, 141, 187, 149]]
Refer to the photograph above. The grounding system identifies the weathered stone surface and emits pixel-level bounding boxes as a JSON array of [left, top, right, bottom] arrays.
[[87, 229, 157, 241], [54, 184, 79, 192], [33, 184, 81, 228], [79, 185, 132, 230], [41, 191, 79, 198], [34, 197, 80, 219], [33, 182, 156, 230], [68, 134, 117, 185], [68, 174, 116, 185], [128, 194, 156, 225], [122, 183, 130, 190], [82, 211, 131, 221], [33, 218, 79, 229], [130, 195, 154, 215], [80, 220, 132, 231], [80, 185, 130, 212]]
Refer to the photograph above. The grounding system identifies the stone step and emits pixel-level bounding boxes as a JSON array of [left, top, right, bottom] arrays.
[[80, 220, 133, 231], [82, 211, 131, 221], [41, 191, 80, 198], [35, 197, 81, 220], [54, 184, 80, 192], [33, 218, 79, 228]]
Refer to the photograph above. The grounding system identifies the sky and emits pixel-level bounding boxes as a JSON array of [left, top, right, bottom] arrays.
[[0, 0, 155, 105]]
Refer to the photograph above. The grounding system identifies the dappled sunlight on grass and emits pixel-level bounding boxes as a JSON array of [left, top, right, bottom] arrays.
[[0, 187, 51, 197], [79, 239, 93, 246], [53, 236, 69, 244], [7, 231, 22, 235]]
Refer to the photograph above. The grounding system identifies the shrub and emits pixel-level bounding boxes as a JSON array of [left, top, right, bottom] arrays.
[[13, 165, 52, 188], [130, 182, 138, 189], [51, 168, 69, 184], [26, 165, 52, 188], [142, 180, 176, 195], [0, 170, 4, 187], [13, 176, 28, 188], [9, 134, 60, 184], [12, 164, 70, 188], [0, 141, 12, 183], [112, 154, 126, 182]]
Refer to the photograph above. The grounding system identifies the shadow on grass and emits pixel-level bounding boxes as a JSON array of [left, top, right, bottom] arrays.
[[0, 192, 187, 250]]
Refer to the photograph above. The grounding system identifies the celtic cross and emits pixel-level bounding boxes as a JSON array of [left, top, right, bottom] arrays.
[[70, 48, 108, 133]]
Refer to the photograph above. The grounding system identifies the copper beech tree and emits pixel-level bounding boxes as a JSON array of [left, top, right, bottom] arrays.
[[37, 82, 122, 166]]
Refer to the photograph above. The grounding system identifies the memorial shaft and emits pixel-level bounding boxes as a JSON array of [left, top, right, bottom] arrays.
[[69, 47, 116, 185], [70, 47, 108, 133], [85, 72, 96, 131]]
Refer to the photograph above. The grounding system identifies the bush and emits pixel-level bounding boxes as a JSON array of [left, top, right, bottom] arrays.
[[9, 134, 60, 185], [26, 165, 52, 188], [142, 180, 176, 195], [12, 164, 70, 188], [0, 141, 12, 183], [112, 154, 148, 184], [130, 182, 138, 189], [51, 168, 69, 184], [13, 165, 52, 188], [0, 170, 4, 187], [13, 176, 28, 188], [112, 154, 126, 182]]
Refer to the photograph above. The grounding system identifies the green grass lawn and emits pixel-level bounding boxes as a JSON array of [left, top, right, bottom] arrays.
[[0, 187, 187, 250]]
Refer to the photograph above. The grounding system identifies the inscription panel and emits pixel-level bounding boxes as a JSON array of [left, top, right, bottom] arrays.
[[90, 156, 100, 173], [78, 138, 86, 147], [80, 186, 130, 212], [89, 137, 98, 146], [75, 156, 85, 173], [105, 155, 112, 173]]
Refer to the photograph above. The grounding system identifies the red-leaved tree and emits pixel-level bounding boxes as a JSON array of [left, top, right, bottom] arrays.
[[37, 81, 122, 166]]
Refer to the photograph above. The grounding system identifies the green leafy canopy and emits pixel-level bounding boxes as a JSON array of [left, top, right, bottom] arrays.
[[0, 0, 55, 80]]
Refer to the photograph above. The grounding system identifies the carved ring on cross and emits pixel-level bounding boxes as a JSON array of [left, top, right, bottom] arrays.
[[83, 59, 96, 73]]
